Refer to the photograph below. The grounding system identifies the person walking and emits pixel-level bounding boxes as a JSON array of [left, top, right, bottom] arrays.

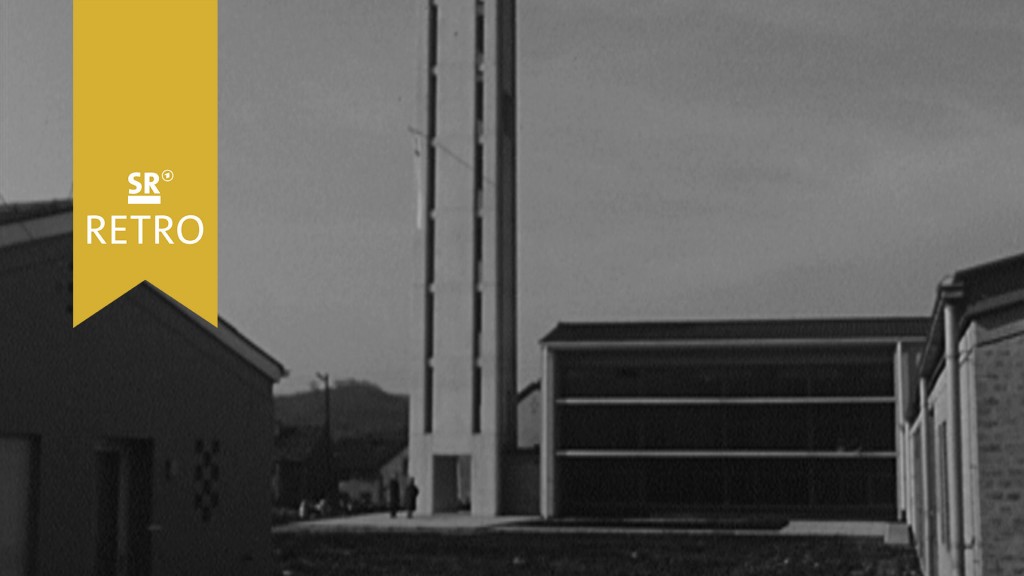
[[388, 476, 400, 518], [405, 478, 419, 518]]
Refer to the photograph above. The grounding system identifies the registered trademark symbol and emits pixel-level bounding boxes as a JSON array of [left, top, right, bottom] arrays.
[[161, 170, 174, 182]]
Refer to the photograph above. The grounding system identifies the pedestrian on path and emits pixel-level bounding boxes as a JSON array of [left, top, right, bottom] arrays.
[[406, 478, 419, 518]]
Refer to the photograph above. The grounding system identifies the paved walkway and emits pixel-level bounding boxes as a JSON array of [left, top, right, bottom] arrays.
[[274, 513, 911, 545], [783, 520, 910, 545], [274, 512, 534, 534]]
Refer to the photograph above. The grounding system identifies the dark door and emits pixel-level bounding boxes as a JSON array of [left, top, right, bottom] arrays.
[[95, 440, 152, 576]]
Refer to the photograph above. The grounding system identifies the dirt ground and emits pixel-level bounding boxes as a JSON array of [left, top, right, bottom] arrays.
[[274, 531, 922, 576]]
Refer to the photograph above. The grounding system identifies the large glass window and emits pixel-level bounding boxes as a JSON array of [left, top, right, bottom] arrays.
[[553, 344, 901, 519], [557, 347, 894, 398], [0, 436, 36, 576]]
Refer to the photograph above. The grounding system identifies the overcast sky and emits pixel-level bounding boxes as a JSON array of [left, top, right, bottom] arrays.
[[2, 1, 1022, 395]]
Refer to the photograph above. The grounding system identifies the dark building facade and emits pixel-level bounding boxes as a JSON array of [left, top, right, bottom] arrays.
[[539, 318, 929, 520], [0, 201, 285, 576]]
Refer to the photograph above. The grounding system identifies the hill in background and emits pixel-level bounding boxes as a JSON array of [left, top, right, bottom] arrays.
[[274, 379, 408, 441]]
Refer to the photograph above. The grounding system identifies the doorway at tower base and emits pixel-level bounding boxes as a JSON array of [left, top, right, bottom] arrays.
[[426, 452, 540, 516], [432, 455, 472, 512], [411, 446, 540, 516]]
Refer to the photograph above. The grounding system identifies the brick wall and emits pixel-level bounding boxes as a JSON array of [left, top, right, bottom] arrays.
[[975, 311, 1024, 576]]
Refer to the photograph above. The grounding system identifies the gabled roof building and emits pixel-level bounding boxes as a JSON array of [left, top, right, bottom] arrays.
[[0, 201, 285, 576]]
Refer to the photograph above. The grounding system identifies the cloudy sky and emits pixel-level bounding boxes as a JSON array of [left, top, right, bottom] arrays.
[[2, 1, 1022, 395]]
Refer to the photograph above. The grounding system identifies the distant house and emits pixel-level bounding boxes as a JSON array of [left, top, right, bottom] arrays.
[[517, 381, 541, 449], [378, 447, 410, 505], [272, 424, 332, 508], [0, 201, 286, 576], [334, 438, 406, 508]]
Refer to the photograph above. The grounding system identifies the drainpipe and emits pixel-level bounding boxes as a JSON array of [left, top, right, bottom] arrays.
[[941, 282, 966, 576]]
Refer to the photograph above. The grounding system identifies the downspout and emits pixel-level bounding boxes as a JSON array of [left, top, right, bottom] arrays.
[[941, 281, 966, 576]]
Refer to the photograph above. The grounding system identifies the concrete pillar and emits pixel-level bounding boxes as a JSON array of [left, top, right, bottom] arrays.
[[540, 348, 556, 518], [895, 343, 907, 521], [941, 285, 965, 576], [409, 0, 517, 517]]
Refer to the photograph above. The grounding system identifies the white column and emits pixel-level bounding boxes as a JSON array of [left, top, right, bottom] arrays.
[[942, 289, 965, 576], [894, 342, 907, 521], [540, 347, 556, 518]]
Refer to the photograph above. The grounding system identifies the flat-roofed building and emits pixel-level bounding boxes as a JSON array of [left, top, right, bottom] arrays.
[[539, 317, 930, 520], [902, 252, 1024, 576]]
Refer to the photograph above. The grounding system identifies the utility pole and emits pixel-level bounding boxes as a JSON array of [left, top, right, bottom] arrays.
[[316, 372, 334, 500], [316, 372, 331, 441]]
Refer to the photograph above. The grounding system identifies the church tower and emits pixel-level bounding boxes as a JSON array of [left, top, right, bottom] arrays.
[[409, 0, 517, 515]]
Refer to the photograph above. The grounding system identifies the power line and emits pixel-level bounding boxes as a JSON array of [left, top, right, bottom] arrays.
[[407, 126, 497, 189]]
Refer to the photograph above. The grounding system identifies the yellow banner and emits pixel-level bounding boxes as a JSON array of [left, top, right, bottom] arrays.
[[73, 0, 218, 327]]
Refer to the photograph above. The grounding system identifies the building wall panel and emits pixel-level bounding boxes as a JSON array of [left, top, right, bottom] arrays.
[[0, 237, 276, 576], [547, 340, 917, 519], [975, 310, 1024, 576]]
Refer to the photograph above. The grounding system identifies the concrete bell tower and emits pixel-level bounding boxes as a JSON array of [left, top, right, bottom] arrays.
[[409, 0, 517, 516]]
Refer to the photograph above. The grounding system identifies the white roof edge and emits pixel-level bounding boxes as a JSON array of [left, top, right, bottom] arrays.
[[143, 284, 287, 384], [0, 212, 74, 248], [209, 322, 287, 383], [542, 336, 927, 350], [203, 319, 287, 383], [1, 208, 286, 382]]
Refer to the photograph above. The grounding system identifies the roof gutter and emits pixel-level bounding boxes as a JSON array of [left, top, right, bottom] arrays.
[[541, 336, 925, 351]]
